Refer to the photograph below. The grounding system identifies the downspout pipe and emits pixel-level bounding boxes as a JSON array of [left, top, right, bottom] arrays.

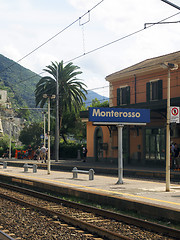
[[134, 74, 137, 104]]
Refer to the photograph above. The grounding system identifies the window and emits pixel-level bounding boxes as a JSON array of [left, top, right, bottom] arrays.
[[146, 80, 162, 102], [117, 86, 130, 106]]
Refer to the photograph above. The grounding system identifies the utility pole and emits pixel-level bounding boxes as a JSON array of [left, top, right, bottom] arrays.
[[43, 94, 55, 174], [55, 63, 59, 162], [161, 62, 178, 191]]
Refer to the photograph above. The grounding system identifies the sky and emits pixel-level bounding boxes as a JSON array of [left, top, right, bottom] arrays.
[[0, 0, 180, 98]]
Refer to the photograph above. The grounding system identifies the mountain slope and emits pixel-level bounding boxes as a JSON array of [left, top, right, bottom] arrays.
[[85, 90, 108, 107], [0, 54, 40, 108]]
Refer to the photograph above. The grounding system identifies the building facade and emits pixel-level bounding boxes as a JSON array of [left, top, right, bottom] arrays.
[[82, 51, 180, 167]]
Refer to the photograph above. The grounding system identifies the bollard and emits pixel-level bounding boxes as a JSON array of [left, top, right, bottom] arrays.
[[3, 162, 7, 169], [24, 163, 28, 172], [77, 150, 81, 160], [33, 164, 37, 173], [73, 167, 78, 178], [89, 169, 95, 180]]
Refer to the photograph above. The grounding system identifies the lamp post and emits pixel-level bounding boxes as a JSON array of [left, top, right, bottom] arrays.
[[55, 64, 59, 162], [9, 121, 12, 159], [8, 117, 14, 159], [42, 111, 46, 147], [43, 94, 55, 174], [161, 62, 178, 191]]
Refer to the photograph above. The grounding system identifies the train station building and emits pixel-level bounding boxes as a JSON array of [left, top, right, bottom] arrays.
[[81, 51, 180, 167]]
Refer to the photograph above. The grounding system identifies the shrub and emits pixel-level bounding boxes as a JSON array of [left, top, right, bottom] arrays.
[[59, 142, 82, 159]]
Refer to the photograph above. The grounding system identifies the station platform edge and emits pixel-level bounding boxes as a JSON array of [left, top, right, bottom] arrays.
[[0, 159, 179, 223]]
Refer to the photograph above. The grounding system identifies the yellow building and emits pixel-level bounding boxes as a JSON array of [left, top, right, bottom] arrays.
[[81, 51, 180, 167]]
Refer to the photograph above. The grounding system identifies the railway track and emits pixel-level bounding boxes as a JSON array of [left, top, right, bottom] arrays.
[[0, 230, 16, 240], [0, 182, 179, 240]]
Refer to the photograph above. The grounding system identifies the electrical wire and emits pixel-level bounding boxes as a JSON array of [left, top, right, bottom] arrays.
[[15, 11, 180, 89], [22, 55, 179, 94], [0, 5, 179, 106], [30, 66, 178, 106], [65, 12, 180, 63], [0, 0, 104, 75], [3, 69, 180, 109]]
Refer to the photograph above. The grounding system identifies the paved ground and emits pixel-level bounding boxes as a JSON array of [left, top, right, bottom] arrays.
[[0, 162, 179, 211]]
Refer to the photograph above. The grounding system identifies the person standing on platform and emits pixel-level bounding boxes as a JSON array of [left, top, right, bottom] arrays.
[[40, 145, 47, 163], [82, 145, 87, 162]]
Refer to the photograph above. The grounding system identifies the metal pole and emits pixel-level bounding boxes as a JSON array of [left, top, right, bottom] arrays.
[[44, 113, 46, 147], [166, 68, 170, 191], [9, 121, 12, 159], [47, 98, 51, 174], [55, 64, 59, 162], [116, 125, 124, 184]]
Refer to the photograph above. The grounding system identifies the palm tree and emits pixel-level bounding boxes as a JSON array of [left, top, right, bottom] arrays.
[[35, 61, 87, 128]]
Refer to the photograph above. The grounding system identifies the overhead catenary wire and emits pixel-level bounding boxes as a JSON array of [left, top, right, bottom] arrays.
[[15, 11, 180, 87], [31, 68, 179, 106], [161, 0, 180, 11], [0, 0, 104, 75], [0, 5, 179, 104], [18, 55, 180, 96], [65, 12, 180, 64], [4, 68, 179, 109]]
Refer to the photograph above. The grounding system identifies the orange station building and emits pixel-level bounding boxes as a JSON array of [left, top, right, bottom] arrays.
[[81, 51, 180, 167]]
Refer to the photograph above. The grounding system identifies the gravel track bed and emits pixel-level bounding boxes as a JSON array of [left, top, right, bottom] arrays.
[[0, 187, 176, 240], [0, 197, 96, 240]]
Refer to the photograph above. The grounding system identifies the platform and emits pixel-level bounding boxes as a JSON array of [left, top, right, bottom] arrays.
[[4, 158, 180, 182], [0, 162, 179, 222]]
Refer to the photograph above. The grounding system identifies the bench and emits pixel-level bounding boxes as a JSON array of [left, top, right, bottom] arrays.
[[23, 163, 37, 173], [72, 167, 95, 180], [0, 162, 7, 169]]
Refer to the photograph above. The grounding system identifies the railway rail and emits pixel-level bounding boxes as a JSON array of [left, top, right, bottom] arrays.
[[0, 182, 179, 240], [0, 230, 16, 240]]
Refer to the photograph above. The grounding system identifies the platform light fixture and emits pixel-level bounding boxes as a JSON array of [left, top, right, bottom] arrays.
[[55, 64, 59, 162], [43, 94, 56, 174], [161, 62, 178, 192]]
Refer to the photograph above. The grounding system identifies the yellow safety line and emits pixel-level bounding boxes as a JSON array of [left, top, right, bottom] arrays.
[[1, 171, 180, 207]]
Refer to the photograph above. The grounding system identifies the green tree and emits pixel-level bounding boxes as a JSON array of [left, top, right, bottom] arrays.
[[0, 135, 9, 156], [19, 122, 43, 148], [35, 61, 87, 129], [59, 107, 86, 143], [89, 98, 109, 107]]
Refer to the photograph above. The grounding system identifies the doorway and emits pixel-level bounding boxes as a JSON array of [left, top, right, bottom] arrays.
[[145, 128, 165, 162]]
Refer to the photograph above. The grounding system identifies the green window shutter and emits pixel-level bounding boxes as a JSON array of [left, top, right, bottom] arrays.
[[146, 82, 150, 102], [117, 88, 120, 106], [158, 80, 163, 100], [126, 86, 130, 104]]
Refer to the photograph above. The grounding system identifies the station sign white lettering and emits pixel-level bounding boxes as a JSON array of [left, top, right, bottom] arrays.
[[89, 107, 150, 123]]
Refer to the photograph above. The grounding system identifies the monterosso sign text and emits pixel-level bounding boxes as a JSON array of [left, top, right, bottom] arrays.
[[89, 107, 150, 123]]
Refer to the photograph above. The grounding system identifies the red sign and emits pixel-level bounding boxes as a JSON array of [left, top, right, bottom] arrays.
[[171, 107, 179, 116], [170, 107, 179, 123]]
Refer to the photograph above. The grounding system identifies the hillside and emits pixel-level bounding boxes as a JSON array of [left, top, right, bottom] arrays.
[[0, 54, 108, 118], [0, 54, 40, 109], [84, 90, 108, 107]]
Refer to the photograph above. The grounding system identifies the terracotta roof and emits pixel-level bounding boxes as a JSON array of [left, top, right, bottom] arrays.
[[106, 51, 180, 81]]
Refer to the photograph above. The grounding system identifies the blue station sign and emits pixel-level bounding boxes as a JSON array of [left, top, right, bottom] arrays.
[[89, 107, 150, 123]]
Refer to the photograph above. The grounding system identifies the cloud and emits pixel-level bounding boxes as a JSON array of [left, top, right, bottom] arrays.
[[0, 0, 179, 98]]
